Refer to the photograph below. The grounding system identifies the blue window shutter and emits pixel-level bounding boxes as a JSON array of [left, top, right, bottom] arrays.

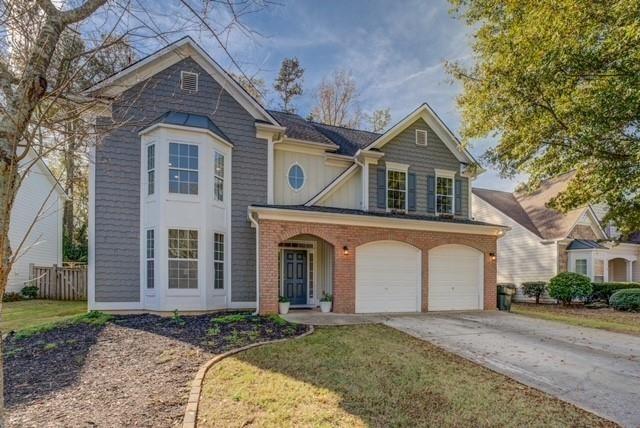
[[427, 175, 436, 213], [408, 172, 416, 211], [377, 167, 386, 209], [455, 179, 463, 215]]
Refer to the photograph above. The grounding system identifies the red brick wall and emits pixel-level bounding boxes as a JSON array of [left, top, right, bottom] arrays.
[[258, 219, 498, 314]]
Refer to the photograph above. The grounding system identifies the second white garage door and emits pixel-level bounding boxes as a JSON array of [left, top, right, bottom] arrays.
[[355, 241, 421, 313], [428, 244, 483, 311]]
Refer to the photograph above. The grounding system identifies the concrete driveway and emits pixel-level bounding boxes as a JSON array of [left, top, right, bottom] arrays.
[[384, 311, 640, 427]]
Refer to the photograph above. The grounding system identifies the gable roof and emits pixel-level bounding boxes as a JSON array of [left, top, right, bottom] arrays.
[[473, 172, 603, 240], [268, 110, 379, 156], [364, 103, 478, 167], [84, 37, 278, 126]]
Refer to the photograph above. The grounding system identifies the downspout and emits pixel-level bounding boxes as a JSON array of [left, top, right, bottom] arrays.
[[248, 209, 260, 315]]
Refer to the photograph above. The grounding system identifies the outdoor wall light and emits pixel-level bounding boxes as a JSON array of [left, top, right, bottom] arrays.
[[490, 252, 496, 261], [343, 246, 349, 255]]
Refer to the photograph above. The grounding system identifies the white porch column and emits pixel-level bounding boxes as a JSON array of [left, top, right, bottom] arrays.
[[626, 260, 633, 282]]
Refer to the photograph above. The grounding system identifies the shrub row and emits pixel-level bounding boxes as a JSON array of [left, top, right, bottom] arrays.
[[591, 282, 640, 302], [610, 289, 640, 311]]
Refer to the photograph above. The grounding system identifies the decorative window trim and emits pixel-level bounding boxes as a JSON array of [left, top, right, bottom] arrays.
[[213, 232, 224, 290], [287, 162, 305, 192], [147, 144, 155, 196], [575, 258, 588, 276], [180, 71, 199, 92], [168, 228, 199, 289], [415, 129, 428, 146], [168, 142, 199, 195], [214, 150, 224, 202], [386, 164, 408, 212], [146, 229, 155, 289], [435, 175, 454, 215]]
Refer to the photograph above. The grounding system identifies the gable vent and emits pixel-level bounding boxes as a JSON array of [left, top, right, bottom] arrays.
[[415, 129, 428, 146], [181, 71, 198, 92]]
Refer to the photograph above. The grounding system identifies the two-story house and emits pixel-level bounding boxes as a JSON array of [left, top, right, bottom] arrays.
[[86, 37, 507, 314]]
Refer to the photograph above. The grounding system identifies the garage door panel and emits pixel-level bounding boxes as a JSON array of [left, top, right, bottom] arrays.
[[356, 241, 421, 313], [429, 245, 483, 311]]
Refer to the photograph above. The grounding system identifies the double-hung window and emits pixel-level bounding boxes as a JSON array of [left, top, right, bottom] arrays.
[[146, 229, 154, 289], [387, 169, 407, 211], [147, 144, 155, 195], [214, 233, 224, 289], [169, 143, 198, 195], [168, 229, 198, 289], [214, 151, 224, 202], [436, 176, 454, 214], [575, 259, 588, 276]]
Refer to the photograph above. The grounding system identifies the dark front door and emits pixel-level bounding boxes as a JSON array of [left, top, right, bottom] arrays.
[[283, 250, 307, 305]]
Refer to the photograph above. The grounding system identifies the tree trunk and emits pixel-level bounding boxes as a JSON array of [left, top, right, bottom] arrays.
[[63, 121, 77, 242]]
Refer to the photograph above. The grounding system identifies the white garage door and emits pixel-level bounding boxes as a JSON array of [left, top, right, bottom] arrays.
[[355, 241, 421, 313], [428, 244, 483, 311]]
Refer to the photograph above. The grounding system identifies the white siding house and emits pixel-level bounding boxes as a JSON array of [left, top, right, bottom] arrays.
[[7, 151, 66, 293]]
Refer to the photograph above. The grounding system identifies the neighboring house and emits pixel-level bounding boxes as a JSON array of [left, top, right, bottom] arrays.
[[472, 172, 640, 301], [7, 150, 66, 293], [86, 37, 507, 314]]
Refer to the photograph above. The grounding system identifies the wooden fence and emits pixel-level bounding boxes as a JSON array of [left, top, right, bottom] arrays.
[[29, 264, 88, 301]]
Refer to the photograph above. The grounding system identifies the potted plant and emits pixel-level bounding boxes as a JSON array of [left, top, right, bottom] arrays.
[[279, 296, 290, 314], [319, 293, 332, 313]]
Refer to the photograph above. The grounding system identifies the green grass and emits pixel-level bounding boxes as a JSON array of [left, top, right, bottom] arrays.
[[199, 325, 614, 428], [512, 303, 640, 336], [1, 300, 88, 334]]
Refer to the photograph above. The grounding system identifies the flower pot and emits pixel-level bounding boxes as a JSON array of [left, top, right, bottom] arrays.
[[279, 302, 290, 314], [320, 301, 332, 313]]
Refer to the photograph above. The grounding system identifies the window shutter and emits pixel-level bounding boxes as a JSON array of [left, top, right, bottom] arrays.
[[455, 179, 463, 215], [408, 172, 416, 211], [377, 167, 386, 209], [427, 175, 436, 213]]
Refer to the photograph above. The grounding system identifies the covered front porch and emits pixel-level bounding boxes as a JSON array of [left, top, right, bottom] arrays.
[[567, 240, 640, 282]]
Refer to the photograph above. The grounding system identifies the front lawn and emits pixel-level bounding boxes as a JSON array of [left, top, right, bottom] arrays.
[[199, 324, 613, 427], [512, 303, 640, 336], [1, 299, 87, 334]]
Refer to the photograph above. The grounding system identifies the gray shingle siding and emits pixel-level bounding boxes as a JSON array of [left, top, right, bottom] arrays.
[[94, 57, 265, 303], [368, 118, 469, 217]]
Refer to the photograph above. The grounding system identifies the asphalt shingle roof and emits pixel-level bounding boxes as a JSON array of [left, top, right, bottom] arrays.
[[268, 110, 380, 156]]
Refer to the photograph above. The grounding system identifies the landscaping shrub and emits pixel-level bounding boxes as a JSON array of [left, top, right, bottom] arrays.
[[548, 272, 592, 304], [610, 289, 640, 312], [521, 281, 547, 304], [590, 282, 640, 302], [20, 285, 39, 299]]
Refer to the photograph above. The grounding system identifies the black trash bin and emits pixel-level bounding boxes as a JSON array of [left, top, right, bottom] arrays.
[[497, 284, 516, 311]]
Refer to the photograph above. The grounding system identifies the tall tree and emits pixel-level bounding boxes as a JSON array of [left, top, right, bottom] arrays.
[[311, 69, 362, 128], [448, 0, 640, 236], [365, 108, 391, 132], [273, 57, 304, 113], [230, 73, 266, 104]]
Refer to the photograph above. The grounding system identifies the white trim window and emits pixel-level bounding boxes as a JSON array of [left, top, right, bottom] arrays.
[[214, 233, 224, 289], [168, 229, 198, 289], [288, 163, 305, 191], [387, 168, 407, 211], [575, 258, 588, 276], [436, 176, 454, 214], [169, 143, 199, 195], [146, 229, 154, 289], [147, 144, 155, 196], [214, 151, 224, 202]]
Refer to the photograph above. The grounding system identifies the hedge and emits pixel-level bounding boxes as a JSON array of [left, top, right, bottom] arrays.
[[591, 282, 640, 302], [610, 289, 640, 312]]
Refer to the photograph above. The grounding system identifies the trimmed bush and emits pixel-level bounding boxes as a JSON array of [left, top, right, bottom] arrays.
[[20, 285, 39, 299], [548, 272, 592, 305], [521, 281, 547, 304], [591, 282, 640, 302], [610, 289, 640, 312]]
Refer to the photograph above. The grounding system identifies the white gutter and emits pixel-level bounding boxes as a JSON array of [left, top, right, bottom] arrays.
[[248, 209, 260, 315]]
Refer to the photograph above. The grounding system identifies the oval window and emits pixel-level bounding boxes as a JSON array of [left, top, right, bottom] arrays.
[[288, 164, 305, 190]]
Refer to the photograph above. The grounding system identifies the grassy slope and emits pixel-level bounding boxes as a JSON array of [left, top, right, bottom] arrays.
[[199, 324, 613, 427], [512, 303, 640, 336], [1, 300, 87, 334]]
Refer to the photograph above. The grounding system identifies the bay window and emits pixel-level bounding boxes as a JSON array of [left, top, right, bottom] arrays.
[[168, 229, 198, 289], [169, 143, 198, 195]]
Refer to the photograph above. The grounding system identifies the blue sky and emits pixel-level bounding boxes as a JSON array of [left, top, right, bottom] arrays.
[[126, 0, 519, 191]]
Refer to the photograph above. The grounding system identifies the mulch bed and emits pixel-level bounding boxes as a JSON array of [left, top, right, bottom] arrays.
[[4, 312, 307, 427]]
